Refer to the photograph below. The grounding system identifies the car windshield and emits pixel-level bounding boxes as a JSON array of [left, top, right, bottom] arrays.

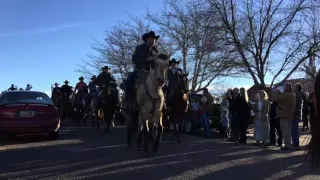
[[0, 92, 53, 105]]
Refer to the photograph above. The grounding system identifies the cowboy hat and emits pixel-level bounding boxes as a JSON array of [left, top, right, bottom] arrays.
[[54, 82, 59, 85], [79, 76, 84, 80], [64, 80, 70, 84], [169, 58, 180, 65], [102, 66, 111, 70], [142, 31, 160, 42], [91, 75, 97, 80]]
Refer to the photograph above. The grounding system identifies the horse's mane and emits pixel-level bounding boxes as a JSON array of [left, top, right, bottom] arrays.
[[158, 53, 170, 60]]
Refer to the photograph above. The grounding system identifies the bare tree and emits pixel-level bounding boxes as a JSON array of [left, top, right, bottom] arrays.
[[147, 0, 239, 91], [205, 0, 320, 88], [299, 0, 320, 80], [146, 0, 192, 72], [77, 16, 173, 83]]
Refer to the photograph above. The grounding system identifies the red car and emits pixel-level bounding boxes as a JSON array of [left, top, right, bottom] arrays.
[[0, 91, 60, 139]]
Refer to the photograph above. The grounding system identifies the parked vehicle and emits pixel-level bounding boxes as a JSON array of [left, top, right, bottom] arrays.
[[0, 91, 60, 139]]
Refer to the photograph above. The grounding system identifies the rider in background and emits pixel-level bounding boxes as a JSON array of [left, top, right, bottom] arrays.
[[8, 84, 17, 91], [60, 80, 72, 97], [25, 84, 32, 91], [75, 76, 88, 96], [95, 66, 116, 106], [124, 31, 159, 103], [166, 58, 183, 98], [87, 75, 97, 106], [51, 82, 60, 105]]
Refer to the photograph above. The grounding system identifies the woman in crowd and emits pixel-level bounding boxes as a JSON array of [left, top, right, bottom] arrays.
[[253, 90, 270, 145]]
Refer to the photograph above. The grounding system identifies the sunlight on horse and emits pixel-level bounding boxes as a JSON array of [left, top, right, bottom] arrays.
[[135, 53, 170, 157]]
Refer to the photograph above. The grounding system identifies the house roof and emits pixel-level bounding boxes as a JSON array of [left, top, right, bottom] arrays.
[[247, 78, 315, 99]]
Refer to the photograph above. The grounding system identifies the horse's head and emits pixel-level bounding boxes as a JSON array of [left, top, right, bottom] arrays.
[[151, 53, 170, 87]]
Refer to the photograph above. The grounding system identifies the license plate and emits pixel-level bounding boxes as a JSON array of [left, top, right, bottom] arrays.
[[20, 111, 34, 117]]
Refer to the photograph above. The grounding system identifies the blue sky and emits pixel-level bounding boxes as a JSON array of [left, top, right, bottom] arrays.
[[0, 0, 257, 96], [0, 0, 167, 95]]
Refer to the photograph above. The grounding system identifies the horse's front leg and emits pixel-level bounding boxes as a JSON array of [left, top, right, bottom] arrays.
[[152, 110, 163, 153], [175, 114, 183, 144], [96, 110, 100, 131], [103, 109, 112, 133], [139, 109, 150, 157]]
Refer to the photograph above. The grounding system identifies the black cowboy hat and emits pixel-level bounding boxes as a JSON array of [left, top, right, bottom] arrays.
[[91, 75, 97, 80], [142, 31, 160, 42], [102, 66, 111, 70], [169, 58, 180, 65], [79, 76, 84, 80], [64, 80, 70, 84]]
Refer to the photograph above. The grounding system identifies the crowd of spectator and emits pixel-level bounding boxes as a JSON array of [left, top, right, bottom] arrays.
[[217, 83, 313, 150]]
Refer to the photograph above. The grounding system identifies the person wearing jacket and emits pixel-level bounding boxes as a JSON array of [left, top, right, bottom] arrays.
[[272, 84, 296, 150]]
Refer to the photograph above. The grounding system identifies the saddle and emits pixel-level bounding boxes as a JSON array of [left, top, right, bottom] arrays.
[[123, 70, 149, 114]]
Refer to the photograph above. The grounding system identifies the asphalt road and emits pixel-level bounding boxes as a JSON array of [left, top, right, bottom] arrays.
[[0, 123, 319, 180]]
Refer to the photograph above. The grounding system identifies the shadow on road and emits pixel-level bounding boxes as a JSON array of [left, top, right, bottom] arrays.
[[0, 124, 318, 180]]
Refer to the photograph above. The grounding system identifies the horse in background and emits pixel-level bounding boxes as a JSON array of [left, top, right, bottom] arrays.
[[98, 82, 119, 133], [167, 72, 189, 143], [57, 92, 73, 121], [72, 91, 87, 124]]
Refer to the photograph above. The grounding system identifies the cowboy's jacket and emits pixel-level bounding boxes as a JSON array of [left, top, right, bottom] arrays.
[[166, 67, 183, 94], [88, 81, 97, 93], [132, 43, 159, 70], [60, 85, 72, 96], [52, 87, 60, 97], [96, 72, 115, 88]]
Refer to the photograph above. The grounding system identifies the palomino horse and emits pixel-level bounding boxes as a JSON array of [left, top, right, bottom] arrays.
[[167, 72, 189, 143], [134, 53, 170, 157]]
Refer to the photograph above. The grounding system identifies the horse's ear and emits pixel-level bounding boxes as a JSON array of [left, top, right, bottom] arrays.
[[185, 72, 189, 76]]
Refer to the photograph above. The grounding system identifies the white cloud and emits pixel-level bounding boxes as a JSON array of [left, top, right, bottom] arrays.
[[0, 22, 102, 37]]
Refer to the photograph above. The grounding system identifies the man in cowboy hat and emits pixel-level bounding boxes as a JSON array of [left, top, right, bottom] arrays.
[[124, 31, 160, 103], [95, 66, 116, 106], [60, 80, 72, 97], [166, 58, 183, 96], [51, 82, 60, 104], [96, 66, 115, 88], [86, 75, 98, 107], [75, 76, 88, 96], [88, 75, 97, 95]]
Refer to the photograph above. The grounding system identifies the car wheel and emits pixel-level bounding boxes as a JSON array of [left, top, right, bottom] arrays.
[[49, 131, 59, 140]]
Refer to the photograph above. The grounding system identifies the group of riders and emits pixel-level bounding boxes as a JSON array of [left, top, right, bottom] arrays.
[[2, 31, 189, 155], [51, 30, 185, 123]]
